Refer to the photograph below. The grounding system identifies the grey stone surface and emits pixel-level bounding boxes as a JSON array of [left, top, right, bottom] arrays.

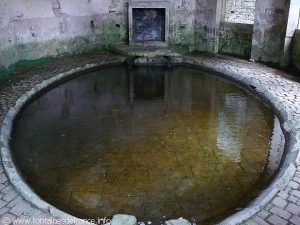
[[272, 197, 288, 209], [277, 191, 289, 200], [288, 181, 300, 189], [9, 201, 30, 217], [0, 200, 6, 209], [291, 190, 300, 198], [251, 216, 269, 225], [165, 217, 191, 225], [290, 214, 300, 224], [224, 0, 256, 24], [267, 214, 288, 225], [288, 195, 299, 204], [286, 203, 300, 215], [1, 213, 16, 224], [243, 220, 258, 225], [257, 210, 270, 219], [269, 207, 291, 220], [0, 207, 9, 216], [110, 214, 137, 225], [251, 0, 290, 64]]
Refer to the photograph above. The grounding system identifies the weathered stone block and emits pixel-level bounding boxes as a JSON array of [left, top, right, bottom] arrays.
[[165, 218, 191, 225], [110, 214, 137, 225]]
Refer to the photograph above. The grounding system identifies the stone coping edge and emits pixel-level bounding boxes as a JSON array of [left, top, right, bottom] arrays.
[[0, 56, 299, 225], [181, 57, 300, 225]]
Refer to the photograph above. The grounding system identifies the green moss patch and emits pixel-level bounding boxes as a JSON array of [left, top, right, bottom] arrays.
[[0, 57, 54, 82]]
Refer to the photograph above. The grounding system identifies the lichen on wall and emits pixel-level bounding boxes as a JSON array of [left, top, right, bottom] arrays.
[[194, 26, 218, 53], [219, 22, 253, 58], [169, 23, 195, 53], [97, 18, 125, 50], [194, 0, 221, 53], [168, 0, 196, 52]]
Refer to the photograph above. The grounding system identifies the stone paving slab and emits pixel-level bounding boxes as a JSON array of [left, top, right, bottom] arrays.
[[0, 52, 299, 225]]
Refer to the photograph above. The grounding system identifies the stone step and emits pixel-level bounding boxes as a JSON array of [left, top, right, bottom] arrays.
[[115, 45, 181, 58]]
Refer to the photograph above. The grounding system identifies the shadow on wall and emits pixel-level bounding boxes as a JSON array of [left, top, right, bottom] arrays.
[[218, 22, 253, 59], [291, 29, 300, 71]]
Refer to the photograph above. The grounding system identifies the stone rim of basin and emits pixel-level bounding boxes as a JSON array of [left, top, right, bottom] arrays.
[[1, 56, 300, 225]]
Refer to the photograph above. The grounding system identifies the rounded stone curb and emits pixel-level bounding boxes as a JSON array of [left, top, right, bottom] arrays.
[[218, 163, 296, 225], [0, 55, 299, 225], [181, 57, 300, 224]]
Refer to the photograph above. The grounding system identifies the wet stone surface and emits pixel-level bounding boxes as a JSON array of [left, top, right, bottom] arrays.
[[0, 53, 299, 225]]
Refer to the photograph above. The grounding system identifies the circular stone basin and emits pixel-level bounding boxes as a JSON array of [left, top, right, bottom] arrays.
[[12, 66, 284, 224]]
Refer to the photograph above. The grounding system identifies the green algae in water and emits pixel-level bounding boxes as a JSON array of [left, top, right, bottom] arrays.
[[12, 66, 284, 224]]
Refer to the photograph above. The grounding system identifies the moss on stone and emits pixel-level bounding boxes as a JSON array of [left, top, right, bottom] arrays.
[[0, 57, 54, 81], [169, 25, 195, 54], [169, 44, 195, 54], [194, 26, 217, 53], [97, 19, 125, 50], [218, 23, 253, 58], [0, 34, 104, 71]]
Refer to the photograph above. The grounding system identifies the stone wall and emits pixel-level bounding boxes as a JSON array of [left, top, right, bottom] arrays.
[[291, 29, 300, 71], [224, 0, 256, 24], [282, 0, 300, 67], [0, 0, 297, 70], [194, 0, 222, 53], [219, 22, 253, 58], [251, 0, 290, 64], [168, 0, 196, 48], [0, 0, 127, 70], [0, 0, 197, 69]]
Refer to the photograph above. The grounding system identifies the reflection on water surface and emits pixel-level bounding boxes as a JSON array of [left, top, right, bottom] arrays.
[[12, 67, 284, 224]]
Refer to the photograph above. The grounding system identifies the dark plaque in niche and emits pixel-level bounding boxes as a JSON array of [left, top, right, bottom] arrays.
[[132, 8, 166, 42]]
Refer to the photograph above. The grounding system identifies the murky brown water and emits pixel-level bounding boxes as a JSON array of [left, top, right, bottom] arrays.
[[12, 66, 284, 224]]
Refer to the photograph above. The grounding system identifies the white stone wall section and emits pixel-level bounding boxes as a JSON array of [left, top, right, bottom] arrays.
[[224, 0, 256, 24]]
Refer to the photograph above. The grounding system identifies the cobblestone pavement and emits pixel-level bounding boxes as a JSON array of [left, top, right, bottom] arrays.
[[0, 52, 300, 225]]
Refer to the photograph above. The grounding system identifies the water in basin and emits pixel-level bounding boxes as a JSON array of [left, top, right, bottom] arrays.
[[12, 66, 284, 224]]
